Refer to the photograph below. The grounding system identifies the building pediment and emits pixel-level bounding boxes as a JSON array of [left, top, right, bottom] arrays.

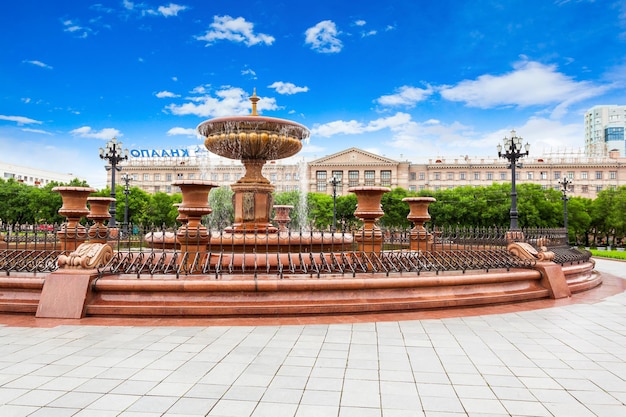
[[310, 147, 398, 166]]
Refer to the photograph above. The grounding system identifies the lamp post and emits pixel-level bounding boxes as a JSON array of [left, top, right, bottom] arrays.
[[99, 137, 128, 228], [121, 173, 132, 236], [329, 175, 341, 232], [559, 176, 572, 238], [497, 129, 530, 231]]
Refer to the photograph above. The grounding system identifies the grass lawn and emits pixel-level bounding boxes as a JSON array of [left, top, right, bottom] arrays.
[[589, 249, 626, 261]]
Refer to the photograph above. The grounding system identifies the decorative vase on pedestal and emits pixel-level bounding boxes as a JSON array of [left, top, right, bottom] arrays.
[[273, 205, 293, 232], [174, 180, 218, 271], [53, 186, 96, 251], [349, 186, 390, 253], [87, 197, 115, 243], [403, 197, 436, 251]]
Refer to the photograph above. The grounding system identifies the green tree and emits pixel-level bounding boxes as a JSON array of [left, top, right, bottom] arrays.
[[207, 186, 234, 230], [380, 187, 411, 228]]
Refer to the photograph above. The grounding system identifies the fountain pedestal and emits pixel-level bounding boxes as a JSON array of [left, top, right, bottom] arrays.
[[403, 197, 436, 251], [350, 186, 390, 253]]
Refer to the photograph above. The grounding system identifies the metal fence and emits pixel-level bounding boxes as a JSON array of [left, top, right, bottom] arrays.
[[0, 223, 591, 277]]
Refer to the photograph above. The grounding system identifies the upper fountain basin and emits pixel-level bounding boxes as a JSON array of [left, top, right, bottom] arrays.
[[198, 115, 310, 161]]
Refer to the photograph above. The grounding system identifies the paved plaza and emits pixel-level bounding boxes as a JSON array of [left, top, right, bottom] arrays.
[[0, 259, 624, 417]]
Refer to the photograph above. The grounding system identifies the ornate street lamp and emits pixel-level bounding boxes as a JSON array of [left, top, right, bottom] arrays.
[[121, 173, 132, 236], [497, 129, 530, 231], [99, 137, 128, 228], [559, 176, 572, 238], [329, 175, 341, 232]]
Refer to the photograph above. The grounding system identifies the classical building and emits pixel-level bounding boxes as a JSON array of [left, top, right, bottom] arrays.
[[0, 160, 79, 187], [585, 105, 626, 157], [309, 148, 626, 199], [114, 146, 626, 200]]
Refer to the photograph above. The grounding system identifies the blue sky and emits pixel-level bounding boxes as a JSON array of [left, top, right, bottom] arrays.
[[1, 0, 625, 189]]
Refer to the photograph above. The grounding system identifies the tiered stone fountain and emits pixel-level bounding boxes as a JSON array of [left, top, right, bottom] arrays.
[[198, 90, 352, 252]]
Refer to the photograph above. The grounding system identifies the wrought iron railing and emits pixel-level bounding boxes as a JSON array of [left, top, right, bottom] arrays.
[[0, 223, 591, 276]]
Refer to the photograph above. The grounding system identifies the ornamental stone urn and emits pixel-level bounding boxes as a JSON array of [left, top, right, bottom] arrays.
[[174, 180, 218, 271], [403, 196, 436, 251], [273, 205, 293, 232], [87, 197, 115, 244], [349, 186, 390, 252], [53, 186, 96, 251]]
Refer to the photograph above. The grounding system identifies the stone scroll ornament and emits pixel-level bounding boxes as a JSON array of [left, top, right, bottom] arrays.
[[507, 242, 555, 262], [57, 243, 114, 269]]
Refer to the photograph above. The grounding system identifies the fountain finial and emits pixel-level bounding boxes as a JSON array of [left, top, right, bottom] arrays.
[[250, 88, 259, 116]]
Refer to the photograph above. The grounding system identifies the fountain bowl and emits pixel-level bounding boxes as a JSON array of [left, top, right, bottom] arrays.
[[198, 116, 310, 161]]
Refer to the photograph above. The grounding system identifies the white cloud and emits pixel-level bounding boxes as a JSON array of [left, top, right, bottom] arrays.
[[355, 20, 366, 26], [62, 19, 89, 38], [21, 128, 53, 135], [195, 16, 275, 46], [311, 112, 412, 137], [157, 3, 188, 17], [376, 85, 434, 107], [361, 30, 377, 37], [439, 60, 608, 118], [155, 90, 180, 98], [305, 20, 343, 53], [242, 68, 257, 79], [70, 126, 122, 140], [268, 82, 309, 95], [167, 86, 278, 117], [167, 127, 198, 137], [23, 60, 53, 70], [0, 115, 42, 126], [123, 0, 134, 10]]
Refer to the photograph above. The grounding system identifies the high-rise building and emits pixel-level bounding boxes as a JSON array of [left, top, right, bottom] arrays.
[[585, 105, 626, 156]]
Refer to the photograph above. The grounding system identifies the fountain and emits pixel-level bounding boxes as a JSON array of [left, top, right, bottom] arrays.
[[198, 90, 351, 252], [0, 91, 600, 319]]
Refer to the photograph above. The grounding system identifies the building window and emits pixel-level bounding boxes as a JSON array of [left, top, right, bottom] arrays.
[[177, 173, 184, 179], [316, 170, 327, 192], [610, 171, 617, 180], [381, 170, 391, 186], [211, 173, 218, 181], [581, 171, 588, 179], [154, 174, 160, 181], [331, 170, 343, 192], [410, 172, 416, 181], [486, 172, 493, 180], [459, 172, 466, 180], [419, 185, 425, 191], [223, 173, 230, 181], [188, 173, 195, 180], [408, 185, 416, 192], [285, 173, 291, 181], [434, 173, 441, 180], [527, 172, 534, 180], [515, 172, 520, 180], [235, 173, 241, 181], [554, 171, 561, 180], [540, 171, 547, 180], [500, 172, 507, 180], [143, 174, 150, 181], [419, 172, 425, 180], [596, 171, 603, 180], [365, 170, 375, 186], [582, 185, 589, 193], [596, 185, 603, 192], [567, 171, 574, 179], [474, 172, 480, 180], [348, 170, 359, 187], [166, 185, 172, 193], [447, 172, 454, 180], [270, 173, 277, 182], [166, 173, 172, 182]]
